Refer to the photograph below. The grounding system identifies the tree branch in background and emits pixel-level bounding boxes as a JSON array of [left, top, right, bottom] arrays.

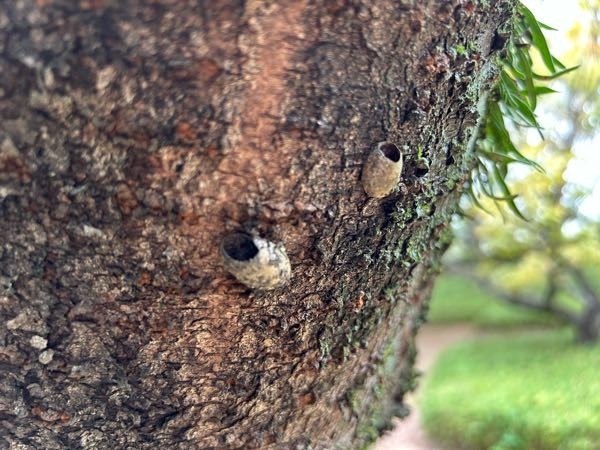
[[448, 263, 579, 325], [561, 259, 600, 308]]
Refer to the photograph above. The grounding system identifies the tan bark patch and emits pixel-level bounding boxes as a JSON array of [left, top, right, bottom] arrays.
[[218, 1, 308, 195]]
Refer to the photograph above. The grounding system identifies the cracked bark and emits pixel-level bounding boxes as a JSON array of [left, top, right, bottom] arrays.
[[0, 1, 514, 449]]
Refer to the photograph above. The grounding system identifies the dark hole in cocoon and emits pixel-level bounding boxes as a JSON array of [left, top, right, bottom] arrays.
[[222, 233, 259, 261], [414, 166, 429, 177], [379, 143, 401, 162]]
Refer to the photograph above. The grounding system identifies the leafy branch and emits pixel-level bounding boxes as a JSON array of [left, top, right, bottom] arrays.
[[467, 3, 578, 219]]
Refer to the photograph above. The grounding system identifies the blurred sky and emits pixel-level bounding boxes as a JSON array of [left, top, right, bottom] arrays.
[[523, 0, 600, 220], [524, 0, 586, 53]]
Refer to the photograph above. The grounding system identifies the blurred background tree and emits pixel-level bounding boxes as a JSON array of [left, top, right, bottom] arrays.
[[410, 6, 600, 449], [446, 0, 600, 344]]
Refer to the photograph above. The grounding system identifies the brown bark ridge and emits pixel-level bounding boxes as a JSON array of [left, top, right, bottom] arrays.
[[0, 1, 514, 449]]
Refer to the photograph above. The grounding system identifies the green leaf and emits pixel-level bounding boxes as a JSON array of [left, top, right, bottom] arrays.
[[551, 55, 567, 70], [537, 21, 557, 31], [520, 86, 557, 96], [497, 72, 540, 129], [478, 150, 527, 166], [532, 65, 579, 80], [492, 164, 529, 221], [519, 4, 556, 73], [464, 2, 576, 221], [514, 47, 537, 109], [466, 183, 490, 214]]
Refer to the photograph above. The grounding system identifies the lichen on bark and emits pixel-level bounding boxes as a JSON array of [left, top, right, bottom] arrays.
[[0, 1, 514, 449]]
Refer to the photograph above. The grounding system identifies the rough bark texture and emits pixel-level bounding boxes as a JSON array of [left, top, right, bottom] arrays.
[[0, 1, 513, 449]]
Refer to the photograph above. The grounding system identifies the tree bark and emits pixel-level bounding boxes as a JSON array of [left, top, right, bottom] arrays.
[[0, 1, 513, 449], [577, 304, 600, 344]]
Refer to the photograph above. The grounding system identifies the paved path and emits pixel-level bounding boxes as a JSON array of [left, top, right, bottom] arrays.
[[372, 324, 477, 450]]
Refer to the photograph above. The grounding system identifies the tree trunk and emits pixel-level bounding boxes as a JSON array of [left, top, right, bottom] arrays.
[[0, 1, 513, 449], [577, 304, 600, 344]]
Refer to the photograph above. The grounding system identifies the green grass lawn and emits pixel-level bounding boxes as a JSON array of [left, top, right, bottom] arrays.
[[420, 275, 598, 449], [427, 274, 562, 329], [420, 329, 600, 450]]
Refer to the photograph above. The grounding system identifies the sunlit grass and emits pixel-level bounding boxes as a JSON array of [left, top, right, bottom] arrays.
[[421, 329, 600, 450]]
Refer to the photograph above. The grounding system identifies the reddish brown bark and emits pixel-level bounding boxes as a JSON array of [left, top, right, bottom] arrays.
[[0, 1, 513, 448]]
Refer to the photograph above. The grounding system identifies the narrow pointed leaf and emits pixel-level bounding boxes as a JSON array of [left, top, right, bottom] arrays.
[[492, 164, 529, 221], [532, 65, 579, 80], [515, 47, 537, 109], [520, 5, 556, 73]]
